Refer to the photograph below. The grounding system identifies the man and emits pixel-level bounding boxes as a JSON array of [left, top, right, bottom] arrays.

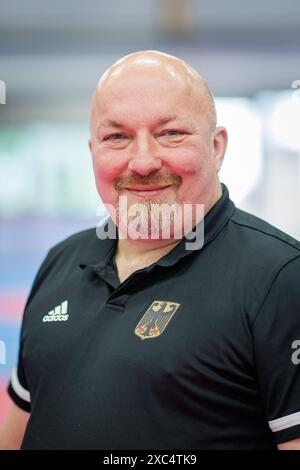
[[1, 50, 300, 450]]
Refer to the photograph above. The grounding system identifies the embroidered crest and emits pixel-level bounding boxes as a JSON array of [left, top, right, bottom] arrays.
[[135, 301, 180, 340]]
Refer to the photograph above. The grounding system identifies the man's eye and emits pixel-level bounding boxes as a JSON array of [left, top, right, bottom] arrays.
[[161, 130, 185, 137], [104, 133, 127, 141]]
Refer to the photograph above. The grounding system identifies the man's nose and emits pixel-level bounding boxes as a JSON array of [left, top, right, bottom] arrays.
[[128, 135, 162, 176]]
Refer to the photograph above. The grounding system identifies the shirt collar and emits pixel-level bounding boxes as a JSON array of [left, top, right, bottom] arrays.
[[79, 183, 235, 273]]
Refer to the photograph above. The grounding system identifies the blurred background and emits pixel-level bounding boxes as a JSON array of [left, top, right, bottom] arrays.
[[1, 0, 300, 426]]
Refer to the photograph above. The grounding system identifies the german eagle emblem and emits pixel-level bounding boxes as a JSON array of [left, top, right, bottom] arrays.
[[135, 301, 180, 340]]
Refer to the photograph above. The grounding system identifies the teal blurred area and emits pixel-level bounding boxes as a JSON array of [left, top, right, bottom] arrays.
[[0, 124, 99, 216]]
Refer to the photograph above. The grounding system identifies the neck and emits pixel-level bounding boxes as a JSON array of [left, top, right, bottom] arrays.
[[114, 237, 181, 284], [116, 236, 181, 261]]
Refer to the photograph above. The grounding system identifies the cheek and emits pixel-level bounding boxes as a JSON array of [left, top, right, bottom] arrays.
[[173, 155, 201, 176], [92, 150, 125, 205], [92, 149, 126, 182], [166, 141, 207, 178], [167, 143, 214, 201]]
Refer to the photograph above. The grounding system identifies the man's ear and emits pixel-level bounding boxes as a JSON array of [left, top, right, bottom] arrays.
[[213, 126, 228, 173]]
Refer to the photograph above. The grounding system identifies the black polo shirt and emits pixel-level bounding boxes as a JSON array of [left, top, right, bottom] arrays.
[[8, 184, 300, 450]]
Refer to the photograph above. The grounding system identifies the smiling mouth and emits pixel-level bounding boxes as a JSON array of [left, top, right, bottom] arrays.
[[124, 185, 172, 197]]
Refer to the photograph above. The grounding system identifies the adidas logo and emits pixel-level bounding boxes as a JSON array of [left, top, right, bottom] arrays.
[[42, 300, 69, 322]]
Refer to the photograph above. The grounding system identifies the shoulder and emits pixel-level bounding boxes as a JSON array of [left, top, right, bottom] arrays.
[[48, 227, 98, 259], [22, 227, 104, 312], [32, 227, 102, 284], [222, 208, 300, 319], [228, 207, 300, 263]]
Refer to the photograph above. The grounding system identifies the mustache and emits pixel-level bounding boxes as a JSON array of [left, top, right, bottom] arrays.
[[115, 174, 182, 190]]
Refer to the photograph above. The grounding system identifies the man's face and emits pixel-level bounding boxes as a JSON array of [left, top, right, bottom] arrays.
[[89, 68, 223, 239]]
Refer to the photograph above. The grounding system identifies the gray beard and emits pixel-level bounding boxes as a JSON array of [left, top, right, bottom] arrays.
[[117, 198, 182, 239]]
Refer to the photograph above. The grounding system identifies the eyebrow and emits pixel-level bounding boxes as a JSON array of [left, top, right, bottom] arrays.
[[98, 118, 124, 129], [98, 115, 186, 130]]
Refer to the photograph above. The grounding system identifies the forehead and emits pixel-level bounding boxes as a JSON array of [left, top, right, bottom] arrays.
[[93, 72, 202, 127]]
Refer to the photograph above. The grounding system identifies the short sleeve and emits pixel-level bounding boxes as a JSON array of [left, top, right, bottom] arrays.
[[7, 341, 31, 412], [252, 254, 300, 444], [7, 248, 54, 413]]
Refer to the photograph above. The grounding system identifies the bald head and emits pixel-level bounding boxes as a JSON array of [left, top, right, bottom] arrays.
[[90, 50, 217, 133]]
